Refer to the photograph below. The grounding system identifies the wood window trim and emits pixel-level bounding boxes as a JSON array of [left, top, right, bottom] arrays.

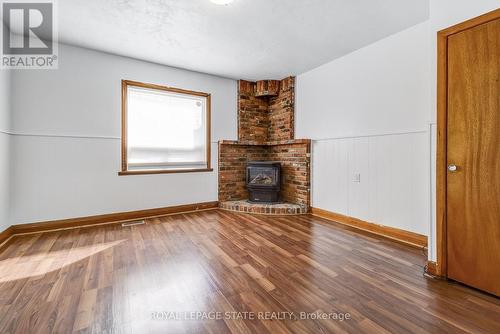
[[432, 8, 500, 277], [120, 79, 213, 176]]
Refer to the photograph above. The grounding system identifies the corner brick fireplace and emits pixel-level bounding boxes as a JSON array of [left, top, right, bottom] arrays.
[[218, 77, 311, 215]]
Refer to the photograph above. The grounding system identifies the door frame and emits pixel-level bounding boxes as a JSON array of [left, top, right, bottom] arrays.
[[431, 8, 500, 278]]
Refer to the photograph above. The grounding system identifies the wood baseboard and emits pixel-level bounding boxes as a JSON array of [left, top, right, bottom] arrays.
[[9, 201, 219, 236], [311, 207, 427, 249], [425, 261, 438, 275], [0, 226, 15, 248], [424, 260, 446, 279]]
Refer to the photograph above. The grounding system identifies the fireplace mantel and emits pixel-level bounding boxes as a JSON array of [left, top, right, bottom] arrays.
[[219, 139, 311, 146]]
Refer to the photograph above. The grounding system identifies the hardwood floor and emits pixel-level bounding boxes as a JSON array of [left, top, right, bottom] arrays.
[[0, 210, 498, 333]]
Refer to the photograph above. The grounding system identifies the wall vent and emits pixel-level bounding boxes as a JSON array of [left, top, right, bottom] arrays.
[[121, 220, 145, 227]]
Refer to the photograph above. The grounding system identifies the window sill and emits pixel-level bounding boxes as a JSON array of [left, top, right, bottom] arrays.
[[118, 168, 213, 176]]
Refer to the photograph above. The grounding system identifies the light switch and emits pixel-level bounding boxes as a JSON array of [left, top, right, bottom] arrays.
[[353, 173, 361, 183]]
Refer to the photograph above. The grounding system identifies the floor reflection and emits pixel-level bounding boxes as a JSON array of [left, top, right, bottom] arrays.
[[0, 239, 125, 282]]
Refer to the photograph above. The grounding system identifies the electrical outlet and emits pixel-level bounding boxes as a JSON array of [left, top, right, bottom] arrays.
[[353, 173, 361, 183]]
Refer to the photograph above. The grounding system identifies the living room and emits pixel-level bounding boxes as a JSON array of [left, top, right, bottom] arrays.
[[0, 1, 499, 333]]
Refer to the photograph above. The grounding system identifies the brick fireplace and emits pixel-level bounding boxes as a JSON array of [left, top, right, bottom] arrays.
[[218, 77, 311, 215]]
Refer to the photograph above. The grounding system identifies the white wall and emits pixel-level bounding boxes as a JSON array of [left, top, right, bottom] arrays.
[[0, 69, 11, 231], [297, 0, 499, 259], [0, 69, 10, 131], [297, 22, 432, 236], [311, 132, 430, 235], [430, 0, 500, 32], [10, 44, 237, 224], [297, 22, 431, 139]]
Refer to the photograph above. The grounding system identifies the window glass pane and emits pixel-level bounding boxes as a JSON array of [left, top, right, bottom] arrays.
[[248, 167, 278, 186], [126, 86, 207, 170]]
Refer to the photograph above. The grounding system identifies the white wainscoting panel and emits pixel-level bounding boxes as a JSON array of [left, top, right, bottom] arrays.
[[312, 131, 430, 235]]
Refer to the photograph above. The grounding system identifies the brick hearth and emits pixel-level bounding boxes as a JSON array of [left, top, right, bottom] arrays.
[[219, 200, 308, 215], [218, 77, 311, 213]]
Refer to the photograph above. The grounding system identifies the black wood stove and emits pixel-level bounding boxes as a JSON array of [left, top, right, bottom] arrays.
[[246, 161, 281, 203]]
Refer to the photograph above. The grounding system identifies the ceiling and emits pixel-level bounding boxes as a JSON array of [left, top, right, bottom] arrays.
[[53, 0, 428, 80]]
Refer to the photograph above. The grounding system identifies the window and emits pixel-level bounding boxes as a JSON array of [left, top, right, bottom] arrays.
[[120, 80, 211, 175]]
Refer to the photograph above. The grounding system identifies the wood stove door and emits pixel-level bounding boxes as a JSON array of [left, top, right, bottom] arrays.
[[247, 167, 278, 187]]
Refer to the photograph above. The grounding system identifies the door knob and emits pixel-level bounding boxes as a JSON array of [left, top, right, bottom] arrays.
[[448, 164, 457, 172]]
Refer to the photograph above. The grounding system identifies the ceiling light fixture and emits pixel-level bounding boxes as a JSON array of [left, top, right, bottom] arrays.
[[210, 0, 234, 5]]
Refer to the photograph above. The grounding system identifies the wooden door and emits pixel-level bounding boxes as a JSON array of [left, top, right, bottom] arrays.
[[446, 17, 500, 296]]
